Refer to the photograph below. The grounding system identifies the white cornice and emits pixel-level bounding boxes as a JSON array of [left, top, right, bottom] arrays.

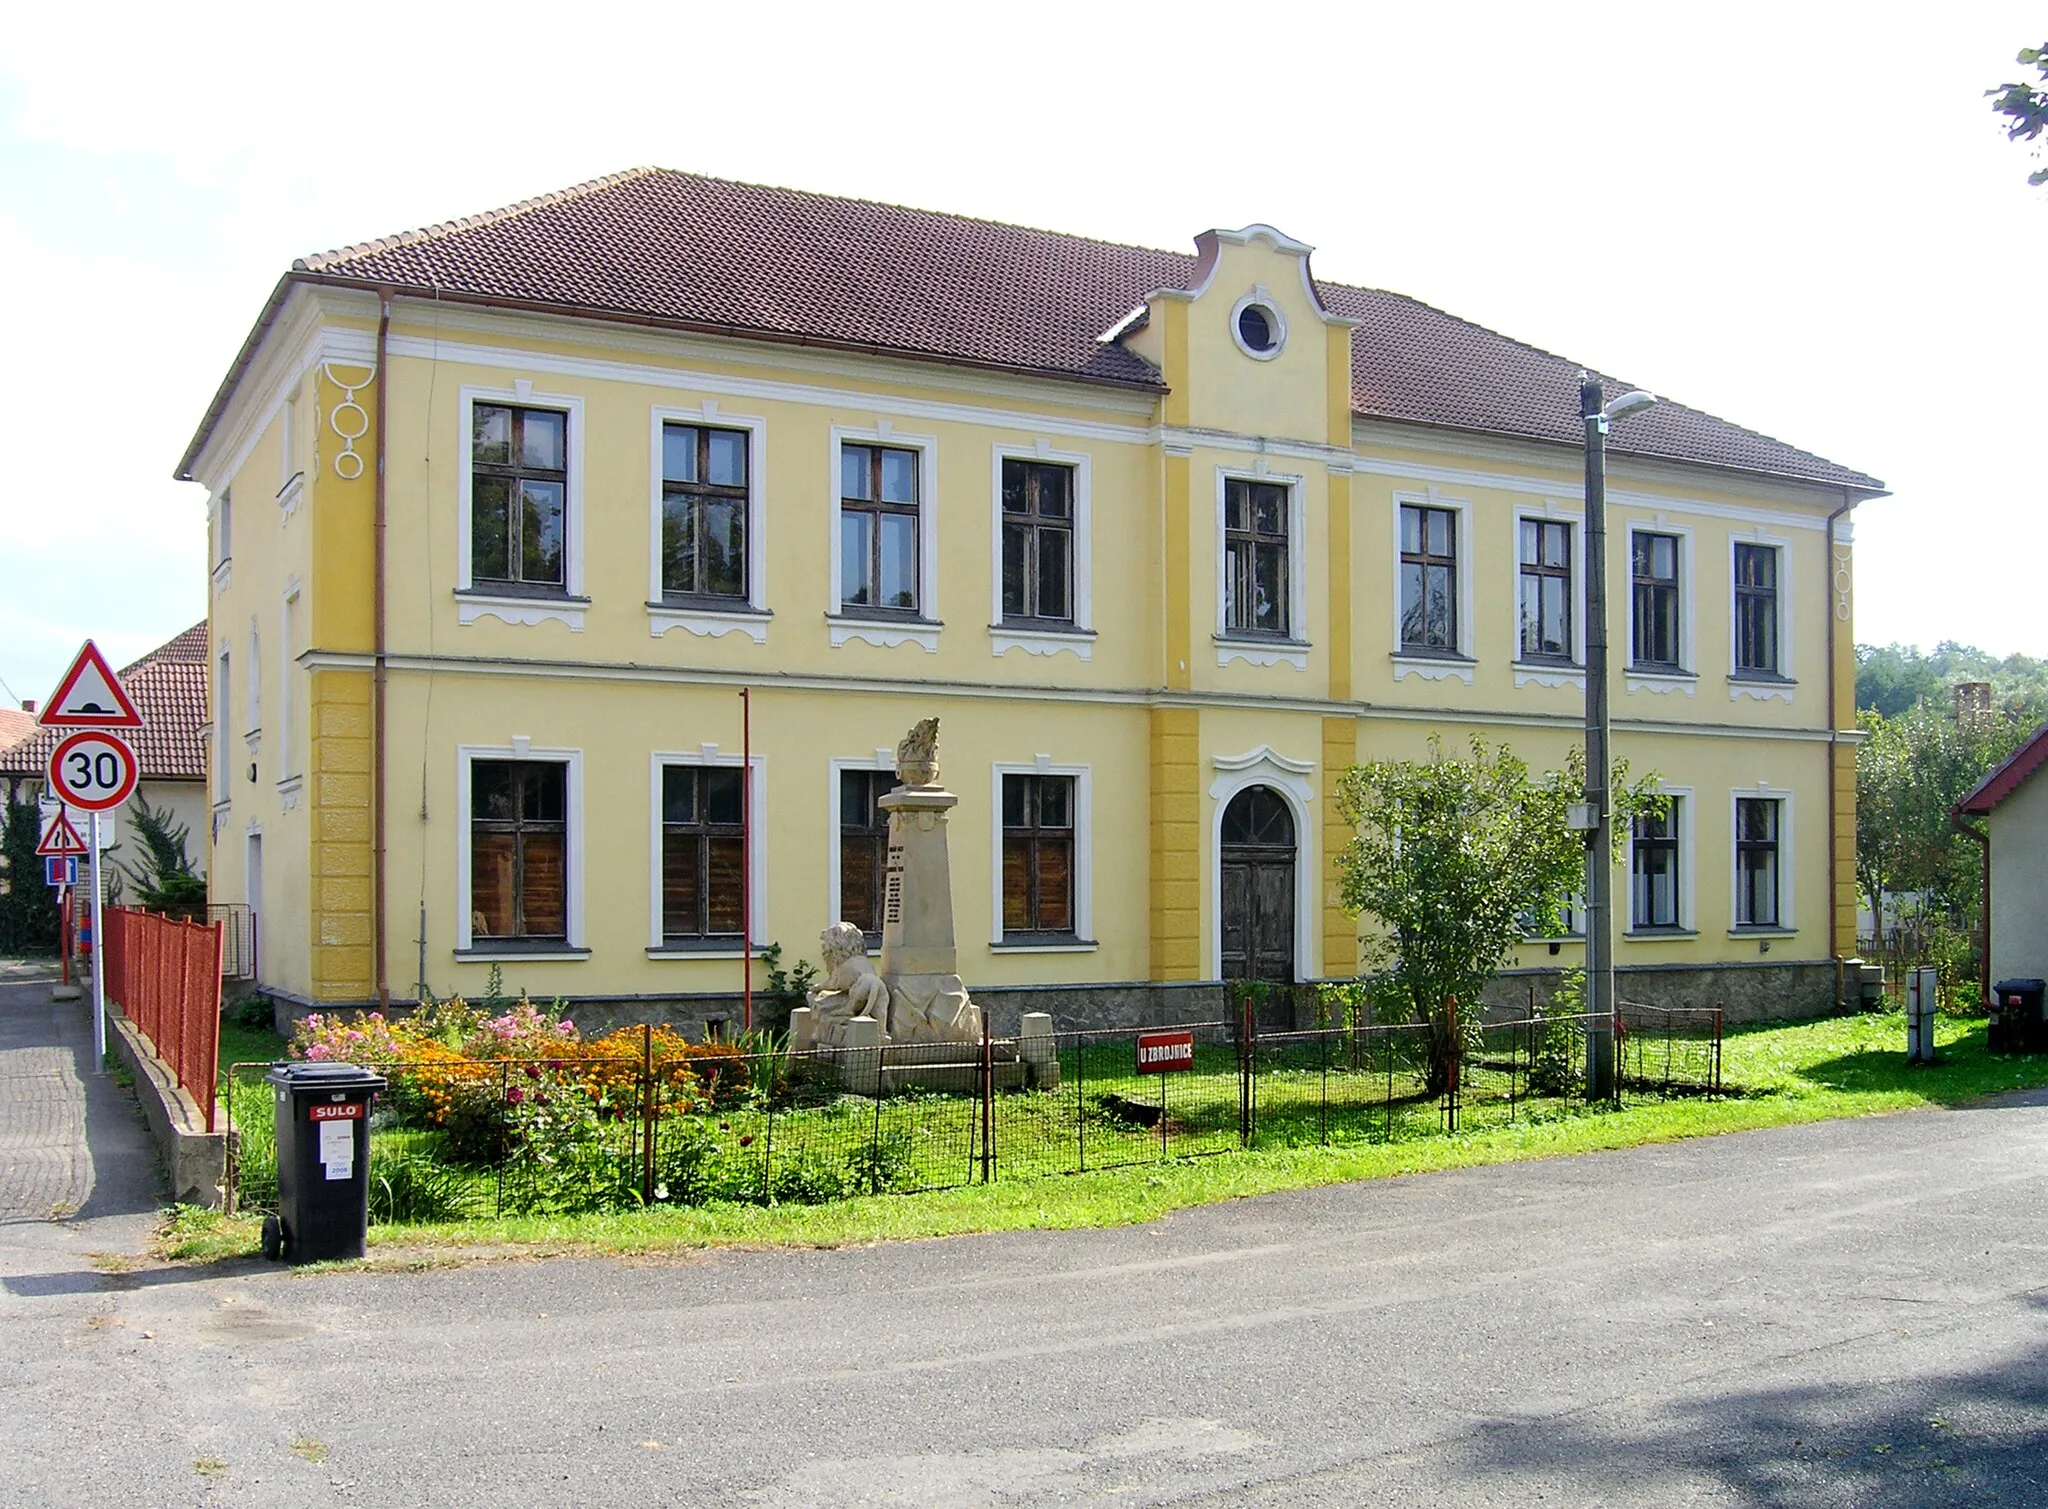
[[294, 648, 1844, 742]]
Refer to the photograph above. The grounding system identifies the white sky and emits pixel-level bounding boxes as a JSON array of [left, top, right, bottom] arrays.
[[1, 1, 2041, 705]]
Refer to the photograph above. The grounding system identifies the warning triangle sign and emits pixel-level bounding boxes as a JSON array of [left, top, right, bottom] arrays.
[[36, 811, 89, 858], [39, 640, 144, 728]]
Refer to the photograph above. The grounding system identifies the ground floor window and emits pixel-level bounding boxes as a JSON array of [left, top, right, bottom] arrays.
[[1631, 801, 1682, 930], [471, 760, 567, 940], [1734, 797, 1781, 927], [1001, 773, 1075, 937], [838, 768, 892, 939], [661, 765, 744, 940]]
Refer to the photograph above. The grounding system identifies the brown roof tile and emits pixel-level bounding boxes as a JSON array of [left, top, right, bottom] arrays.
[[188, 169, 1881, 492], [1, 623, 209, 782]]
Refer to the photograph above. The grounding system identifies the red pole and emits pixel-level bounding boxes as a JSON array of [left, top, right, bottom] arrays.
[[741, 687, 753, 1035]]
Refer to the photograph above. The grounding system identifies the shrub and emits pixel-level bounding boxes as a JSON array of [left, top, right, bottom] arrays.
[[1529, 970, 1586, 1099], [369, 1155, 476, 1225]]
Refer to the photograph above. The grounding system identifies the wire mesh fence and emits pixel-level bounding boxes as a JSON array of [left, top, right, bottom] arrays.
[[224, 1003, 1724, 1223], [1617, 1000, 1724, 1094]]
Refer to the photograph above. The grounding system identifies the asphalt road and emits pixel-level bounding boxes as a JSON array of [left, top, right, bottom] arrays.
[[4, 966, 2047, 1506]]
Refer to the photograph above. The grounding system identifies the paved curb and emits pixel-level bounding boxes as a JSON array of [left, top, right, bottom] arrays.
[[106, 1005, 225, 1207]]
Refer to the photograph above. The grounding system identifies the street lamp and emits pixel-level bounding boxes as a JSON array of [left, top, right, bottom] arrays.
[[1580, 372, 1657, 1100]]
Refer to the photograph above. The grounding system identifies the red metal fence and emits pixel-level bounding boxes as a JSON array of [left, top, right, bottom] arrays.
[[104, 906, 223, 1132]]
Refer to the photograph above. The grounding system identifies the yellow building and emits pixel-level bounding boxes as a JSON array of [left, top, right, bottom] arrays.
[[177, 170, 1881, 1028]]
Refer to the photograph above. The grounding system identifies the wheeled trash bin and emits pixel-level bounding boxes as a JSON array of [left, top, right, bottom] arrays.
[[262, 1062, 387, 1263], [1991, 979, 2047, 1055]]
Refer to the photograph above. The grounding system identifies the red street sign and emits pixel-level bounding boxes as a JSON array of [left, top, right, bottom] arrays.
[[308, 1102, 364, 1121], [46, 730, 139, 813], [38, 640, 145, 729], [1136, 1030, 1196, 1074], [36, 810, 89, 857]]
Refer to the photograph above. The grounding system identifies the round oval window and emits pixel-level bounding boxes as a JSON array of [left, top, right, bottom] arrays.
[[1237, 304, 1278, 354]]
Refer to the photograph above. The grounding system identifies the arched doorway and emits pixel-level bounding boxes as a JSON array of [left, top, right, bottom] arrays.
[[1220, 785, 1296, 984]]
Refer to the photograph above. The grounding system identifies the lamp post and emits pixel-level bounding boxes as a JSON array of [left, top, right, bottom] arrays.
[[1580, 372, 1658, 1100]]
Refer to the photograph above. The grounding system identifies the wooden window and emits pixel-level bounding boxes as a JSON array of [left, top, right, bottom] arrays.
[[1518, 519, 1574, 661], [660, 423, 748, 601], [471, 761, 567, 940], [1000, 459, 1074, 623], [838, 768, 893, 939], [1223, 479, 1290, 636], [660, 766, 744, 940], [1630, 801, 1681, 930], [1399, 504, 1458, 651], [1734, 543, 1780, 674], [1735, 797, 1781, 927], [1631, 531, 1681, 669], [840, 443, 920, 614], [471, 403, 567, 589], [1002, 774, 1075, 936]]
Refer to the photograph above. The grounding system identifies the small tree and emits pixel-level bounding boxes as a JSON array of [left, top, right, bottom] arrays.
[[120, 793, 208, 921], [1988, 44, 2048, 187], [0, 794, 61, 955], [1334, 736, 1663, 1096]]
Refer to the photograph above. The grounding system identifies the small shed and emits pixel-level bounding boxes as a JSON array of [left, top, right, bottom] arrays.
[[1955, 722, 2048, 994]]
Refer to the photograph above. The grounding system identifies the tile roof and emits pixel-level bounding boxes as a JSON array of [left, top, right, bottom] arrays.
[[1956, 722, 2048, 817], [0, 623, 209, 783], [184, 168, 1883, 492], [0, 707, 34, 757]]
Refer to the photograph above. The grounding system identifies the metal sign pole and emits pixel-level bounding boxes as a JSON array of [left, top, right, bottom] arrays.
[[89, 811, 106, 1071]]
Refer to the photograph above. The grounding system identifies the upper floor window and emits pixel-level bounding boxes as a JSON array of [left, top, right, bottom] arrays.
[[839, 443, 921, 614], [1518, 519, 1574, 661], [471, 403, 567, 590], [838, 767, 893, 941], [1733, 543, 1780, 675], [660, 765, 744, 941], [1223, 479, 1290, 637], [1002, 773, 1075, 937], [1631, 801, 1682, 931], [471, 760, 567, 941], [660, 422, 749, 602], [1000, 459, 1074, 624], [1734, 797, 1782, 928], [1399, 503, 1458, 651], [214, 490, 232, 566], [1631, 531, 1681, 669]]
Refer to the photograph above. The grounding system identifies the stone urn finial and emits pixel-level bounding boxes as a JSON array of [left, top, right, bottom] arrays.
[[895, 717, 940, 787]]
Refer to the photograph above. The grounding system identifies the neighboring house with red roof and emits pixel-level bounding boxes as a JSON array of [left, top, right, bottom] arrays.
[[1, 624, 210, 880], [176, 169, 1882, 1023], [1955, 723, 2048, 992]]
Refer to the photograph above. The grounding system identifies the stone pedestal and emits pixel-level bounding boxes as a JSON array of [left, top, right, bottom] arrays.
[[878, 783, 982, 1045], [1018, 1011, 1060, 1090]]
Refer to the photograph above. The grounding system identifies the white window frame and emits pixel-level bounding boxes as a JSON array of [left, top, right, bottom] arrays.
[[245, 618, 262, 737], [1624, 518, 1697, 694], [1206, 747, 1319, 981], [827, 750, 899, 932], [989, 758, 1095, 951], [456, 382, 587, 631], [827, 423, 940, 652], [646, 403, 770, 643], [990, 441, 1094, 660], [1728, 530, 1795, 701], [1625, 784, 1695, 937], [1214, 464, 1308, 670], [1390, 490, 1475, 682], [647, 749, 767, 954], [1729, 784, 1796, 933], [1508, 504, 1586, 687], [215, 648, 232, 798], [278, 582, 301, 786], [455, 742, 587, 957]]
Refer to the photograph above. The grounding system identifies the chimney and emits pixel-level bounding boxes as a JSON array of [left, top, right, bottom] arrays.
[[19, 700, 32, 714], [1953, 682, 1991, 724]]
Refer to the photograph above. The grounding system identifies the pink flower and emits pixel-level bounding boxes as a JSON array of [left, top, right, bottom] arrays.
[[506, 1086, 525, 1104], [557, 1021, 574, 1034]]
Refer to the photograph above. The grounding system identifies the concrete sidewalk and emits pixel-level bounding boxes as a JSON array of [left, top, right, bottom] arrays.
[[0, 958, 161, 1276]]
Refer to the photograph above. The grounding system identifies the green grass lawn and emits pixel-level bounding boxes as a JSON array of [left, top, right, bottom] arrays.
[[161, 1010, 2048, 1267]]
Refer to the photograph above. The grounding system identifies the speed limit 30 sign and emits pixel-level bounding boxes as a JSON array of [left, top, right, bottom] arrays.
[[46, 730, 139, 812]]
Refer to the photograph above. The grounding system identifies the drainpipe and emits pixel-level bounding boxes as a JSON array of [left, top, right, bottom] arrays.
[[374, 291, 391, 1012], [1824, 494, 1853, 1000], [1952, 807, 1991, 1007]]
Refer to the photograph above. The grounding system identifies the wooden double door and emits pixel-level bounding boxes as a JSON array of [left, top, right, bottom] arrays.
[[1220, 786, 1296, 984]]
